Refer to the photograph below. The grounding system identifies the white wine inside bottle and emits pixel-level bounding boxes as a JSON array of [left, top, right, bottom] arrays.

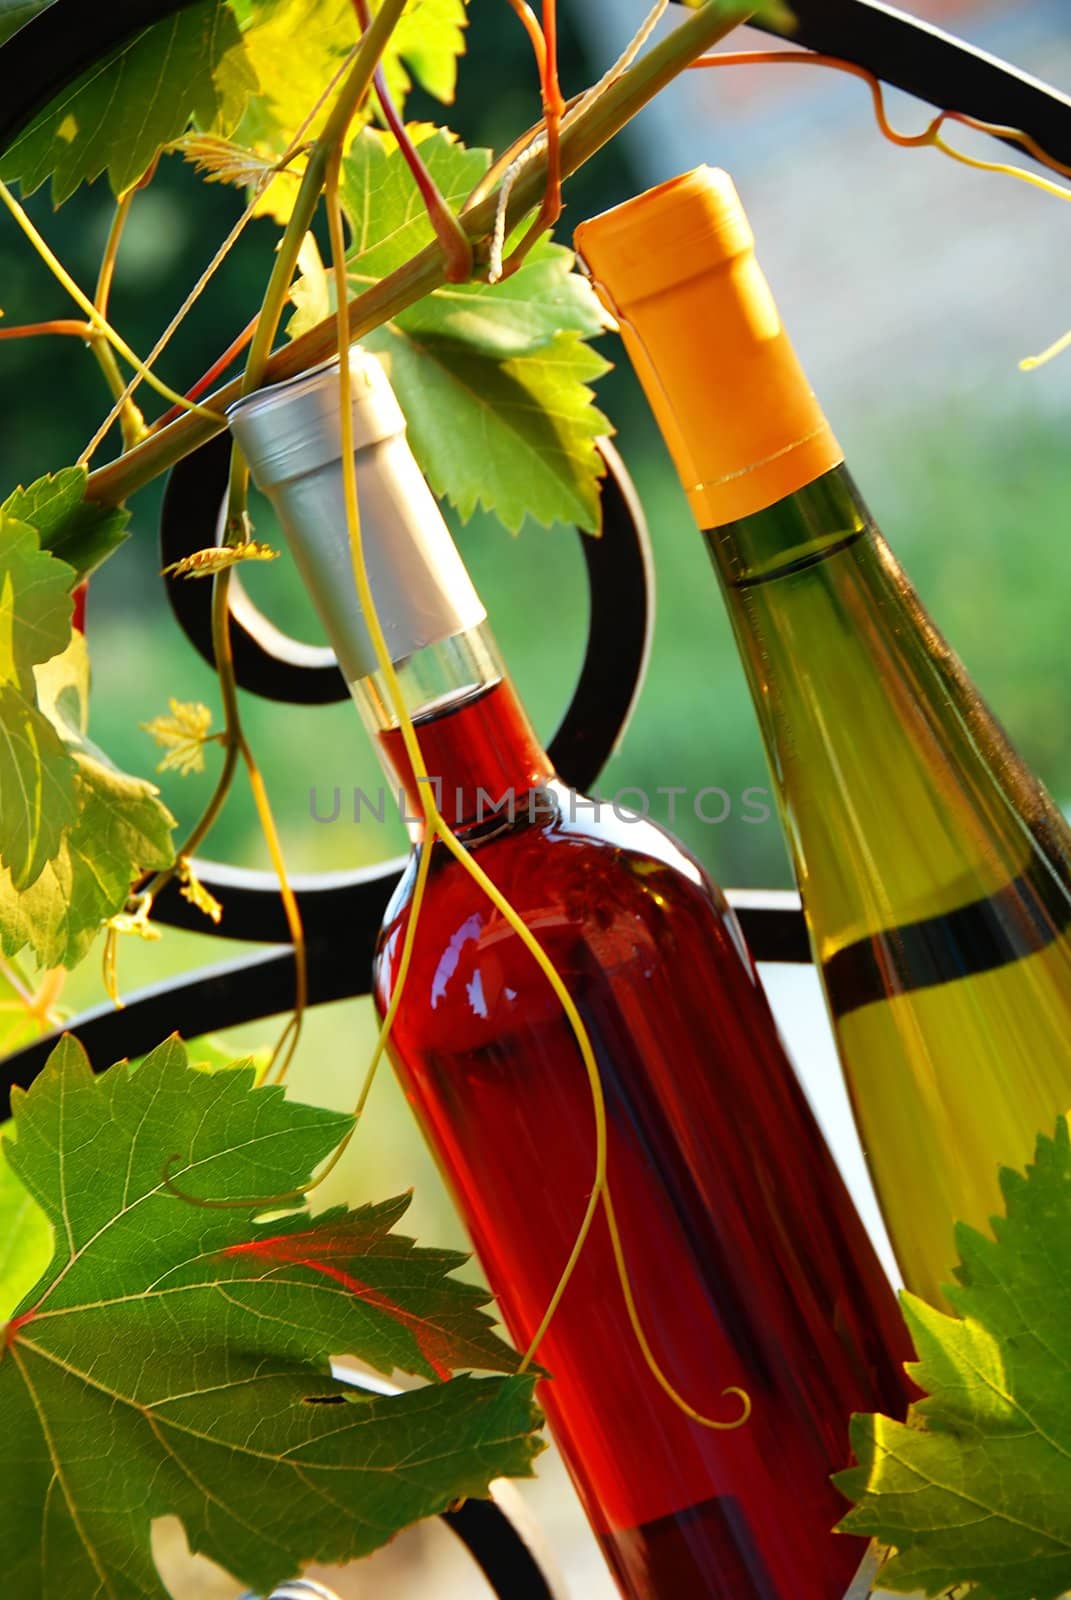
[[576, 168, 1071, 1309]]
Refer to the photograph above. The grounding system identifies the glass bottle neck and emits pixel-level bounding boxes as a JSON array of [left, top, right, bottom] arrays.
[[703, 464, 868, 588], [352, 623, 555, 839]]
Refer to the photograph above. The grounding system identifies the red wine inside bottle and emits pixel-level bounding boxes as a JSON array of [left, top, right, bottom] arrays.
[[376, 676, 908, 1599]]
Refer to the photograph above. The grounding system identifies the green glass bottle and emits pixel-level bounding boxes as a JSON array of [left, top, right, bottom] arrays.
[[576, 167, 1071, 1309]]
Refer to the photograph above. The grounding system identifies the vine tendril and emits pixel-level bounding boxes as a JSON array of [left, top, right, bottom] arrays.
[[0, 180, 222, 424], [689, 49, 1071, 369]]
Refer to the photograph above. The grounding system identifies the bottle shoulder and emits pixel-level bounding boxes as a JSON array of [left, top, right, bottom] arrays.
[[374, 782, 756, 1008]]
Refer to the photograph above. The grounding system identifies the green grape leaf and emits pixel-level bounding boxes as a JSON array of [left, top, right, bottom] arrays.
[[837, 1116, 1071, 1599], [331, 127, 610, 355], [0, 516, 77, 889], [0, 683, 77, 892], [3, 468, 130, 581], [337, 125, 489, 278], [0, 1036, 541, 1597], [369, 325, 610, 531], [231, 0, 467, 168], [0, 512, 73, 690], [0, 1136, 51, 1322], [289, 129, 611, 530], [0, 0, 254, 202], [378, 0, 469, 108], [0, 635, 176, 968]]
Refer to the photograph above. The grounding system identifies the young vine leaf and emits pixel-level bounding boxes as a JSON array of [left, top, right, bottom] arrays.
[[177, 855, 223, 922], [0, 1035, 542, 1598], [142, 700, 215, 777], [837, 1116, 1071, 1599], [290, 127, 612, 531], [0, 0, 254, 203], [378, 0, 470, 109], [0, 633, 175, 968]]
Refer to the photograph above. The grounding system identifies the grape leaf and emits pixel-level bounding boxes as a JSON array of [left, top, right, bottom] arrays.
[[230, 0, 467, 171], [377, 0, 469, 108], [0, 513, 73, 690], [837, 1117, 1071, 1599], [0, 1035, 541, 1596], [0, 0, 254, 202], [329, 127, 610, 356], [3, 468, 130, 581], [0, 516, 77, 889], [370, 327, 610, 531], [289, 128, 611, 530], [0, 1135, 50, 1321], [0, 635, 176, 967]]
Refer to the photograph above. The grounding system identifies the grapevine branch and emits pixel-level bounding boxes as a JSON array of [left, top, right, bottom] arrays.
[[84, 0, 771, 509]]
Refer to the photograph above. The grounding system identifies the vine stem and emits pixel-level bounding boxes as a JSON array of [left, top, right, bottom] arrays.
[[84, 0, 766, 509], [242, 0, 411, 398], [0, 319, 95, 339], [504, 0, 547, 77], [155, 313, 259, 429], [91, 185, 147, 449], [222, 0, 412, 540]]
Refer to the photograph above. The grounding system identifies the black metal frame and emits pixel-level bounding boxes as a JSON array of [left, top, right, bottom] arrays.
[[3, 0, 1070, 167], [2, 4, 1070, 1596]]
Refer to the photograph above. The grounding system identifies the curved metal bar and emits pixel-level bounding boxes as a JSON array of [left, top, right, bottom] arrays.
[[3, 0, 1071, 174], [0, 888, 808, 1106], [443, 1491, 567, 1600], [744, 0, 1071, 169], [160, 432, 349, 706]]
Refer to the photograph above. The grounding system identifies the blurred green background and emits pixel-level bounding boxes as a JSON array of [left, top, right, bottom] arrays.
[[2, 1, 1070, 1590]]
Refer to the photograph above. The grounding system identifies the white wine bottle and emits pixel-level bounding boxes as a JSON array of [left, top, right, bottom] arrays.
[[576, 167, 1071, 1310]]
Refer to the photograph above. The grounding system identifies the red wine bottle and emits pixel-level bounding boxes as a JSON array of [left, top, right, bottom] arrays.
[[229, 351, 909, 1600]]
